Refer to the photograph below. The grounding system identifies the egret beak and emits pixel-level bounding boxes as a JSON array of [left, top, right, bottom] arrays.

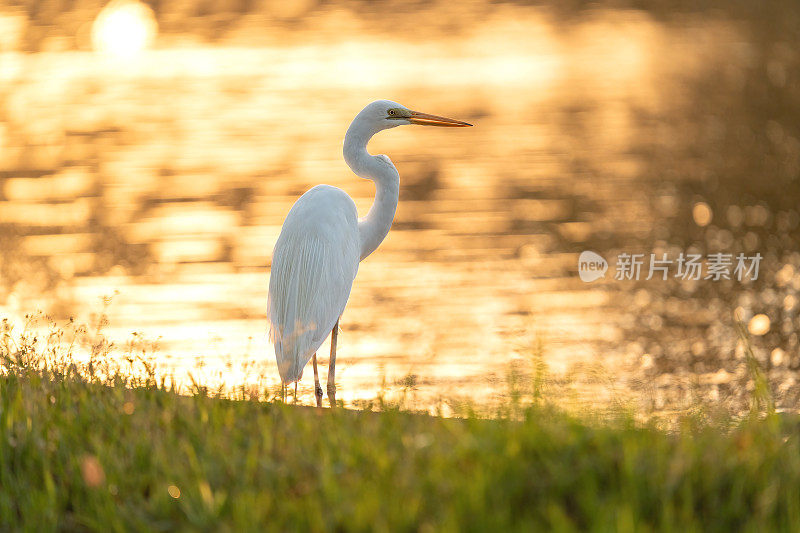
[[408, 111, 472, 127]]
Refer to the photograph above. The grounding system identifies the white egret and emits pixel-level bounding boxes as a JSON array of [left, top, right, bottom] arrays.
[[267, 100, 472, 407]]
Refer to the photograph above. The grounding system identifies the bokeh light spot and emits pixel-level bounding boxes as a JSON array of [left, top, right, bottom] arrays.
[[748, 314, 770, 336], [771, 348, 785, 366], [91, 0, 157, 58], [692, 202, 713, 227], [80, 455, 106, 488]]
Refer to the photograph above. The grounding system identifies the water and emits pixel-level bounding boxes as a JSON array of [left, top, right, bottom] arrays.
[[1, 2, 799, 414]]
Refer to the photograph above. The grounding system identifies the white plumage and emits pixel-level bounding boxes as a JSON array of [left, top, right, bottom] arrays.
[[267, 185, 359, 383], [267, 100, 471, 406]]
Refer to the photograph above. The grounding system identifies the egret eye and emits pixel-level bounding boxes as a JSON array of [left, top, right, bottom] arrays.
[[388, 109, 396, 116]]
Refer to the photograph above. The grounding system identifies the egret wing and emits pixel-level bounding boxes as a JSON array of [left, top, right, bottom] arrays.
[[267, 185, 360, 383]]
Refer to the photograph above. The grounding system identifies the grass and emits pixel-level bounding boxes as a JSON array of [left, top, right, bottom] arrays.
[[2, 317, 800, 531]]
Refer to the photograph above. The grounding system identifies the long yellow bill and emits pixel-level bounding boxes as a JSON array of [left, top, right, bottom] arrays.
[[408, 111, 472, 127]]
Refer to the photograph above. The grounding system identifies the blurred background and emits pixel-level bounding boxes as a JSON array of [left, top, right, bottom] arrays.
[[1, 0, 799, 414]]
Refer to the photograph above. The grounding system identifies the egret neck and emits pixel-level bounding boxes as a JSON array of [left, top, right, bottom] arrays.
[[343, 116, 401, 261]]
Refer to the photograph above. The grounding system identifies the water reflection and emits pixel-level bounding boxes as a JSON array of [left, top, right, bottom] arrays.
[[0, 1, 797, 415]]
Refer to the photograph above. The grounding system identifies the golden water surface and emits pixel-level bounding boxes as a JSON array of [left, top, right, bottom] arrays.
[[2, 2, 796, 413]]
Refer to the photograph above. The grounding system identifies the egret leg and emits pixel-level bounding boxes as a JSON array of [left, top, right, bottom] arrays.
[[312, 353, 323, 407], [293, 381, 298, 404], [327, 319, 339, 407]]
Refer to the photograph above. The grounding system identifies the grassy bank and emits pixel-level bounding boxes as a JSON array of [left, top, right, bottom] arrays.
[[2, 357, 800, 531]]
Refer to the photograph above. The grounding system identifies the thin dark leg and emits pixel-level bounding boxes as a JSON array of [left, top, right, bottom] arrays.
[[327, 318, 339, 407], [293, 381, 298, 404], [312, 353, 323, 407]]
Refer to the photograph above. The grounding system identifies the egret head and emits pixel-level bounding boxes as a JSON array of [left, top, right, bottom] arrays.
[[358, 100, 472, 131], [344, 100, 472, 178]]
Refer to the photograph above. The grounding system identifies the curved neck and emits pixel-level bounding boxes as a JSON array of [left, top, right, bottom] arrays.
[[344, 118, 400, 261]]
